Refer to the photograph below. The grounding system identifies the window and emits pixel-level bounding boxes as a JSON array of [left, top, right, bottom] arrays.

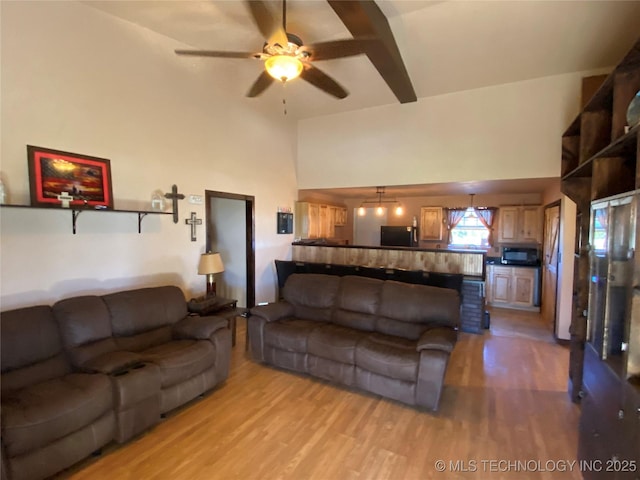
[[450, 207, 490, 247]]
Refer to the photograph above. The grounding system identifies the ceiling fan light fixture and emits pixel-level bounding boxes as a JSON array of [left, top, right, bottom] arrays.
[[265, 55, 303, 82]]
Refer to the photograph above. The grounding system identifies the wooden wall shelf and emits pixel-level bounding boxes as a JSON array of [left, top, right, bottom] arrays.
[[560, 37, 640, 479], [0, 204, 172, 234], [562, 124, 639, 180]]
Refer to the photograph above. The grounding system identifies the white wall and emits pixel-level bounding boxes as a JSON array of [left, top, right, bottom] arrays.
[[0, 1, 297, 309], [297, 72, 591, 188]]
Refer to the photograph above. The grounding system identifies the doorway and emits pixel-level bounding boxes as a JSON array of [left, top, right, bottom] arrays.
[[542, 201, 560, 334], [205, 190, 255, 309]]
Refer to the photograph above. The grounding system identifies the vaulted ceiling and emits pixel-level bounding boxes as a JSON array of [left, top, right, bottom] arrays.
[[85, 0, 640, 120]]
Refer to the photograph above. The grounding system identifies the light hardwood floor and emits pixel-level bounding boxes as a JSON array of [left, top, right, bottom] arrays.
[[58, 308, 581, 480]]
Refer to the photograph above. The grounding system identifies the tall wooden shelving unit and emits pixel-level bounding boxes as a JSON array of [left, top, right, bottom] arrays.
[[561, 38, 640, 478]]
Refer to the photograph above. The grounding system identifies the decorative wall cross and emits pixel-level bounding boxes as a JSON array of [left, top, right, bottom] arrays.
[[164, 184, 185, 224], [57, 192, 73, 208], [185, 211, 202, 242]]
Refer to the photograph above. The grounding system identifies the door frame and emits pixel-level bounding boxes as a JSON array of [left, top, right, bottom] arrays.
[[205, 190, 256, 309], [543, 199, 561, 334]]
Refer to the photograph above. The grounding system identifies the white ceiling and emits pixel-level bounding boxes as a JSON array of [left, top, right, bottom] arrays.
[[81, 1, 639, 196], [84, 0, 640, 120], [300, 176, 560, 199]]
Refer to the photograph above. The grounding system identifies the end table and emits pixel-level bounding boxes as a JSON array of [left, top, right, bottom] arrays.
[[188, 296, 246, 347]]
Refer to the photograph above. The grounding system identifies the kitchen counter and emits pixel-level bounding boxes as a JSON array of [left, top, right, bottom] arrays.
[[292, 241, 486, 255], [291, 243, 486, 278], [486, 256, 541, 268]]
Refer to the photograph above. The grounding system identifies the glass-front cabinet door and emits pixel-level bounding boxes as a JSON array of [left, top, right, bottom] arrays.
[[588, 190, 638, 379], [587, 203, 610, 359]]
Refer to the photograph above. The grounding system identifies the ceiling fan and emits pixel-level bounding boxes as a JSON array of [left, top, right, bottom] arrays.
[[175, 0, 374, 99]]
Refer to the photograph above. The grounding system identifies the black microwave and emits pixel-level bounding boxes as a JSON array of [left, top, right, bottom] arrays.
[[501, 247, 539, 266]]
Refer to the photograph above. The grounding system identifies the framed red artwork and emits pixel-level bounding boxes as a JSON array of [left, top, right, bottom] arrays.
[[27, 145, 114, 209]]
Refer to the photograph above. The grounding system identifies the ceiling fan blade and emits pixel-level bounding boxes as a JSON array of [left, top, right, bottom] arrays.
[[300, 64, 348, 99], [300, 38, 376, 61], [247, 70, 275, 97], [245, 0, 288, 47], [175, 49, 255, 59]]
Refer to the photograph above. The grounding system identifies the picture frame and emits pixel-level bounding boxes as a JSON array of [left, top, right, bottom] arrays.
[[27, 145, 114, 209]]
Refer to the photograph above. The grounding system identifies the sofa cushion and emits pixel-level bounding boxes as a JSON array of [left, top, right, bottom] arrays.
[[283, 274, 340, 322], [355, 333, 419, 382], [104, 286, 188, 336], [115, 325, 173, 352], [307, 324, 366, 364], [53, 296, 120, 368], [53, 296, 114, 348], [333, 276, 382, 331], [1, 306, 66, 373], [376, 282, 460, 339], [264, 319, 324, 353], [1, 306, 72, 394], [1, 354, 71, 395], [140, 340, 216, 388], [1, 373, 112, 457]]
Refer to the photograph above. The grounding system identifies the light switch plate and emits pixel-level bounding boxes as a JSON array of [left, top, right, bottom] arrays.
[[189, 195, 203, 205]]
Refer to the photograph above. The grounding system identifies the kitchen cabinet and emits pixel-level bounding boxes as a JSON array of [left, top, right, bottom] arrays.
[[332, 206, 347, 227], [295, 201, 346, 239], [420, 206, 443, 241], [486, 265, 537, 309], [498, 205, 542, 244]]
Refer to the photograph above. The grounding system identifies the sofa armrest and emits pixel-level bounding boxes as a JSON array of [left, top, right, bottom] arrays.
[[81, 351, 144, 375], [173, 315, 228, 340], [249, 302, 294, 322], [416, 327, 457, 353]]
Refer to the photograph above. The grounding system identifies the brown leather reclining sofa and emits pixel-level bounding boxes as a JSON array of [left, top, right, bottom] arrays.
[[248, 273, 460, 411], [1, 286, 231, 480]]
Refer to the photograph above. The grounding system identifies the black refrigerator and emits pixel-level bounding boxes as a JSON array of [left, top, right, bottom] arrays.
[[380, 226, 417, 247]]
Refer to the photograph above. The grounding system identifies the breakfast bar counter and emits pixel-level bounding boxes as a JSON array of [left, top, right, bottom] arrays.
[[291, 243, 487, 333], [291, 243, 486, 279]]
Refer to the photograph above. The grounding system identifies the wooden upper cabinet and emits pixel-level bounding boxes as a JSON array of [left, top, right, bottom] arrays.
[[498, 207, 519, 242], [295, 202, 345, 239], [333, 207, 347, 226], [420, 207, 443, 241], [498, 205, 542, 244], [520, 207, 541, 243], [318, 205, 330, 238]]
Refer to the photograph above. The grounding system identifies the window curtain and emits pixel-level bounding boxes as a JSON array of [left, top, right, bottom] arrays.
[[446, 208, 467, 244], [475, 207, 497, 246]]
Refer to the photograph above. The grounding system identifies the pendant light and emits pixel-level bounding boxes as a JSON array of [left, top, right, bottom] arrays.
[[358, 187, 404, 217]]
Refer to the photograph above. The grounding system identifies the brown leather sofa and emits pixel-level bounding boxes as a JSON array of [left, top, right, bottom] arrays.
[[1, 286, 231, 480], [248, 274, 460, 411]]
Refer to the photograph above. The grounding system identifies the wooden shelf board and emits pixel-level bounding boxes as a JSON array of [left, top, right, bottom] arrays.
[[0, 204, 173, 215], [563, 116, 581, 137], [582, 73, 615, 113], [562, 123, 639, 180], [562, 39, 640, 136]]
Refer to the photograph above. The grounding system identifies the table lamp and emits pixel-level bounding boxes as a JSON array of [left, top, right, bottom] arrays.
[[198, 252, 224, 297]]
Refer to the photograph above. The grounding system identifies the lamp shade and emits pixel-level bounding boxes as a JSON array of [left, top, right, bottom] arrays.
[[198, 252, 224, 275]]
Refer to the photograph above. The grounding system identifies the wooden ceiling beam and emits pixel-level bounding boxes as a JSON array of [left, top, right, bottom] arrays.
[[328, 0, 417, 104]]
